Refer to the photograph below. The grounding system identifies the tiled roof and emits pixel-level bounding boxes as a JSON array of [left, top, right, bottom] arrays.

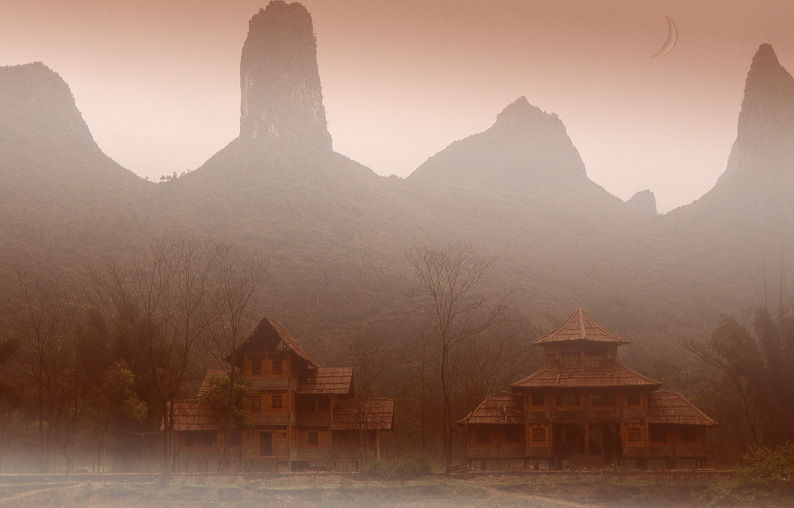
[[533, 308, 631, 346], [331, 398, 394, 430], [231, 317, 318, 368], [297, 367, 354, 395], [511, 362, 662, 389], [648, 391, 718, 426], [197, 369, 227, 397], [457, 394, 524, 425], [172, 400, 217, 432]]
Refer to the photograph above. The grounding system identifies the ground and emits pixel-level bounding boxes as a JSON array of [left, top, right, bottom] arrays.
[[0, 472, 790, 508]]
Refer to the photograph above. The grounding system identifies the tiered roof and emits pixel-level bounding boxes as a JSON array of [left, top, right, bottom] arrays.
[[511, 362, 662, 389], [172, 400, 216, 432], [648, 391, 718, 426], [297, 367, 354, 395], [457, 394, 524, 425], [331, 398, 395, 431], [532, 307, 630, 346]]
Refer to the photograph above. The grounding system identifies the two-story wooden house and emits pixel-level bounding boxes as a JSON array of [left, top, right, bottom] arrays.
[[172, 317, 394, 472], [459, 308, 716, 471]]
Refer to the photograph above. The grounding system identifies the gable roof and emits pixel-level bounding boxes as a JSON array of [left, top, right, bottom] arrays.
[[297, 367, 354, 395], [533, 308, 630, 346], [457, 393, 524, 426], [171, 400, 217, 432], [230, 317, 318, 368], [511, 361, 662, 389], [331, 398, 394, 431], [648, 391, 718, 426]]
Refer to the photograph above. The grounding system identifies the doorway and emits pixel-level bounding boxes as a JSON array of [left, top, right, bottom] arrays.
[[259, 432, 273, 456]]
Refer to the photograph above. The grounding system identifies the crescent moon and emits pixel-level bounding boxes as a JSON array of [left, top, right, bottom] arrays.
[[652, 16, 677, 58]]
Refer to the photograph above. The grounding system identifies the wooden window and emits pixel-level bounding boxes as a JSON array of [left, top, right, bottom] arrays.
[[272, 360, 283, 375], [681, 428, 698, 443], [590, 392, 616, 406], [627, 392, 641, 406], [560, 352, 581, 367], [184, 433, 194, 447], [271, 394, 283, 409], [337, 432, 349, 446], [251, 360, 262, 375], [650, 427, 666, 443], [475, 431, 490, 444], [313, 399, 320, 411], [532, 392, 545, 406], [555, 392, 580, 406], [204, 433, 215, 447], [505, 430, 520, 444], [308, 431, 319, 446], [627, 425, 643, 444], [532, 426, 546, 444]]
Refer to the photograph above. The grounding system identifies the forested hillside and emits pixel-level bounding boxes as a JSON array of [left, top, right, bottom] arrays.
[[1, 1, 793, 471]]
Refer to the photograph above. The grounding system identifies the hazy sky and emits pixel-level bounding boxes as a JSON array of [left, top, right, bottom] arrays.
[[3, 0, 794, 212]]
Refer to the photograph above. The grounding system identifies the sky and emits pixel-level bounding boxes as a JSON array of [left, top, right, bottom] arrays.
[[3, 0, 794, 213]]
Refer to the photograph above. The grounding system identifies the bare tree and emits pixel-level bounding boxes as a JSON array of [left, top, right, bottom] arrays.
[[408, 242, 507, 466], [89, 236, 218, 481], [0, 337, 21, 472], [203, 242, 267, 471], [10, 267, 94, 473], [344, 325, 393, 459], [457, 318, 538, 411]]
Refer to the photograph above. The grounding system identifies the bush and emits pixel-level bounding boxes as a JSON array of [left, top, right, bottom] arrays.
[[710, 442, 794, 506], [392, 452, 432, 480], [360, 452, 432, 481], [361, 459, 392, 480]]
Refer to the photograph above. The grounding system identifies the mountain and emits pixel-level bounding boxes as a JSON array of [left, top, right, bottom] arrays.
[[2, 2, 793, 361], [663, 45, 794, 262], [239, 1, 332, 152], [0, 62, 152, 273]]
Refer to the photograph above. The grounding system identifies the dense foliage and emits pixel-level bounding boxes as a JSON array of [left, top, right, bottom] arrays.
[[710, 443, 794, 506]]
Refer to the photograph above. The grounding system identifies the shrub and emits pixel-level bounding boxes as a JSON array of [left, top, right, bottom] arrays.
[[360, 453, 432, 481], [361, 459, 392, 480], [392, 452, 432, 480], [710, 442, 794, 506]]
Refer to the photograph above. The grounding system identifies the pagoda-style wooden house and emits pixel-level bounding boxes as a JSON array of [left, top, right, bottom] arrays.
[[459, 308, 716, 471], [172, 317, 394, 472]]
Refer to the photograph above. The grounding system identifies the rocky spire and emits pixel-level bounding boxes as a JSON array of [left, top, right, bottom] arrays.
[[729, 44, 794, 178], [239, 1, 332, 151]]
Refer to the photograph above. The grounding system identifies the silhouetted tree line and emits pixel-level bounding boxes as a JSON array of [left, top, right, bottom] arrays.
[[3, 237, 783, 474], [0, 239, 543, 474], [685, 304, 794, 460]]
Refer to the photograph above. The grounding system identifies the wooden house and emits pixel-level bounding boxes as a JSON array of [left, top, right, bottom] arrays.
[[172, 317, 394, 472], [459, 308, 716, 471]]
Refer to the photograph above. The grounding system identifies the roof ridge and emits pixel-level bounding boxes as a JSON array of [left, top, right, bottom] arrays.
[[531, 308, 631, 345]]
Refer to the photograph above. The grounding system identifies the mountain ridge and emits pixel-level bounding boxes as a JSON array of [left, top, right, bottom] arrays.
[[1, 4, 793, 357]]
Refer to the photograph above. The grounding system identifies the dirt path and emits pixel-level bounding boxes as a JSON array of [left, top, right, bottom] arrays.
[[0, 482, 82, 507], [472, 482, 609, 508]]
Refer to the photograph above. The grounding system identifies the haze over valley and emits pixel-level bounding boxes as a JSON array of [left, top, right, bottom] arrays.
[[2, 1, 794, 359]]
